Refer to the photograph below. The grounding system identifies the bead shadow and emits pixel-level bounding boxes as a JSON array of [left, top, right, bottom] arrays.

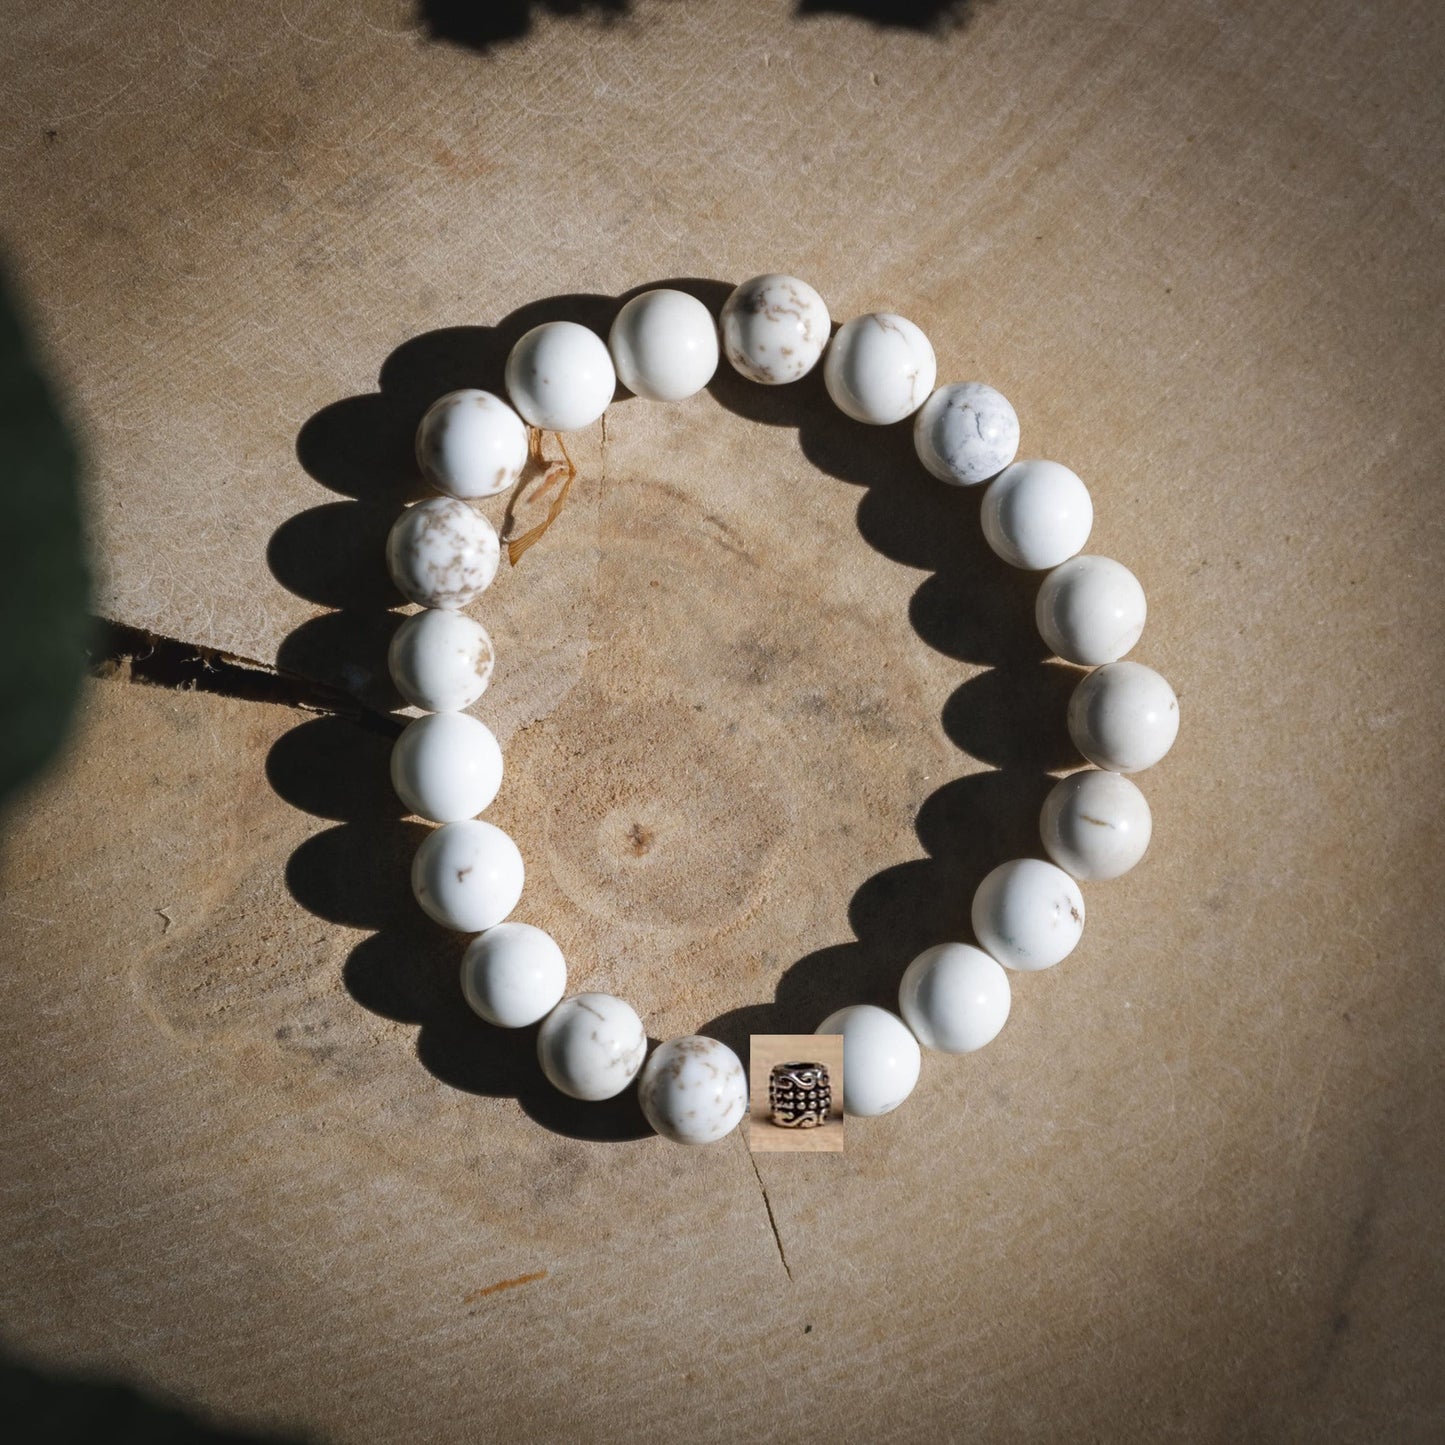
[[267, 721, 656, 1141], [273, 281, 727, 708], [696, 768, 1057, 1058], [703, 314, 1082, 1055], [269, 276, 1079, 1144], [271, 284, 737, 1142]]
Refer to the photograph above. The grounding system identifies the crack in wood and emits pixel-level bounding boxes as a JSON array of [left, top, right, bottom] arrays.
[[748, 1147, 794, 1283], [88, 618, 402, 735]]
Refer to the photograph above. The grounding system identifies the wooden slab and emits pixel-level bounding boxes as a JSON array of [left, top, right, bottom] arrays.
[[1, 1, 1442, 1440]]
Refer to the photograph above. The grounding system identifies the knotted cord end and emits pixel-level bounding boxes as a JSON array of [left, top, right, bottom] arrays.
[[500, 428, 579, 566]]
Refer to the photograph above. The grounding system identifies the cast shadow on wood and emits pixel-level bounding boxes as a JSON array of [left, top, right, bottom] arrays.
[[269, 278, 1080, 1143], [267, 715, 658, 1141], [417, 0, 983, 54]]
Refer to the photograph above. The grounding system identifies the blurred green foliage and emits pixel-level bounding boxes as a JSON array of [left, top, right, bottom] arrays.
[[0, 261, 90, 815]]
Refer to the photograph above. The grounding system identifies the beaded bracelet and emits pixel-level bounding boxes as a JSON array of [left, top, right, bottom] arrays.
[[380, 274, 1179, 1146]]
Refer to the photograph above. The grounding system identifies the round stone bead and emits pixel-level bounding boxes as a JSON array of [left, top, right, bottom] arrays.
[[387, 609, 494, 713], [972, 858, 1085, 972], [815, 1004, 921, 1117], [1040, 770, 1153, 881], [913, 381, 1020, 485], [1036, 555, 1147, 665], [898, 943, 1011, 1054], [504, 320, 615, 431], [980, 460, 1093, 570], [719, 273, 830, 385], [608, 289, 718, 402], [460, 922, 566, 1028], [390, 712, 503, 824], [637, 1036, 748, 1145], [415, 389, 528, 500], [1067, 661, 1179, 773], [411, 819, 523, 933], [385, 497, 500, 610], [823, 312, 937, 425], [537, 993, 647, 1101]]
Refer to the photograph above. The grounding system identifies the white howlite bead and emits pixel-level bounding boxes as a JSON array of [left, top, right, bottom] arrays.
[[1040, 770, 1153, 881], [980, 460, 1093, 570], [1036, 555, 1147, 665], [972, 858, 1085, 972], [719, 273, 830, 384], [386, 497, 499, 609], [823, 312, 937, 425], [608, 289, 719, 402], [637, 1036, 748, 1145], [913, 381, 1020, 485], [387, 609, 494, 713], [460, 922, 566, 1028], [391, 712, 503, 824], [411, 819, 524, 933], [537, 993, 647, 1101], [898, 943, 1012, 1054], [1067, 661, 1179, 773], [415, 389, 528, 500], [504, 320, 616, 431], [815, 1004, 921, 1117]]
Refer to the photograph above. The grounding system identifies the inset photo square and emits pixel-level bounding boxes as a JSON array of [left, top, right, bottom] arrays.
[[747, 1033, 845, 1153]]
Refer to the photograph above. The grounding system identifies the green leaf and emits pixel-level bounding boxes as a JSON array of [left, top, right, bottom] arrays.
[[0, 261, 91, 814]]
